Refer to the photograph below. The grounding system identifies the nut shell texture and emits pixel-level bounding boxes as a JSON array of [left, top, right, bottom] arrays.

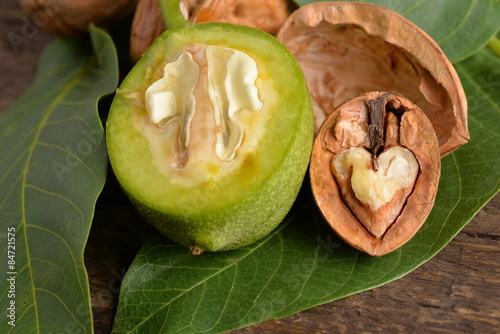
[[277, 1, 468, 157], [310, 92, 440, 256], [20, 0, 138, 36]]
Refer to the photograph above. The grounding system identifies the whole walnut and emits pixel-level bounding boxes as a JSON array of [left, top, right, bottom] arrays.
[[19, 0, 139, 36]]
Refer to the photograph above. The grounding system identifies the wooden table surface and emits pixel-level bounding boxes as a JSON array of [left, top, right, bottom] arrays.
[[1, 1, 499, 333]]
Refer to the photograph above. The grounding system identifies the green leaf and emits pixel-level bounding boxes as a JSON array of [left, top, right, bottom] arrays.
[[0, 25, 118, 333], [111, 43, 500, 334], [294, 0, 500, 63]]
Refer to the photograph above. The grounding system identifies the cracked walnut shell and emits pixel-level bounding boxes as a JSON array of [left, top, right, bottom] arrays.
[[310, 92, 441, 256], [277, 1, 468, 157]]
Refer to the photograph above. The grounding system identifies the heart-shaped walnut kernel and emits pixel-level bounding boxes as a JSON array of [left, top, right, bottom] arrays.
[[310, 92, 440, 256], [332, 145, 418, 238]]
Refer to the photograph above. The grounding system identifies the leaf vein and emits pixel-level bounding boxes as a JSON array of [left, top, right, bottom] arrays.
[[35, 142, 99, 185], [457, 60, 500, 114], [400, 0, 427, 17], [36, 288, 86, 332], [240, 233, 285, 323], [202, 266, 238, 333], [25, 183, 85, 227], [0, 129, 35, 170], [436, 0, 476, 45], [0, 168, 24, 215]]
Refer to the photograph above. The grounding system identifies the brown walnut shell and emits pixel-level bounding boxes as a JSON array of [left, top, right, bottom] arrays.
[[190, 0, 295, 34], [130, 0, 203, 64], [19, 0, 138, 36], [130, 0, 295, 63], [310, 92, 441, 256], [277, 1, 468, 157]]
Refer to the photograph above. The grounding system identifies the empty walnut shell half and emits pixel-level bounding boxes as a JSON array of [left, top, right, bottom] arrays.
[[310, 92, 441, 256], [130, 0, 295, 63], [19, 0, 138, 36], [277, 1, 468, 157]]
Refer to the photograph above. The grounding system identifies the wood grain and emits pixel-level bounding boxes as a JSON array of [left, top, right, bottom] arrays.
[[1, 1, 499, 333]]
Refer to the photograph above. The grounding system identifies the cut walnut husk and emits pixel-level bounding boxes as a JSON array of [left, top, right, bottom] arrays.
[[311, 92, 441, 256], [19, 0, 138, 36], [130, 0, 296, 63], [277, 1, 468, 157], [107, 1, 314, 253]]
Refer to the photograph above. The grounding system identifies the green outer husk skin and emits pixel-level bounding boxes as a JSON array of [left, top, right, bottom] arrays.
[[107, 23, 314, 252]]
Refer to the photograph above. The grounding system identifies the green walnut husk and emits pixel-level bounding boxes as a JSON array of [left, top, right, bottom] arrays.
[[106, 22, 314, 253]]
